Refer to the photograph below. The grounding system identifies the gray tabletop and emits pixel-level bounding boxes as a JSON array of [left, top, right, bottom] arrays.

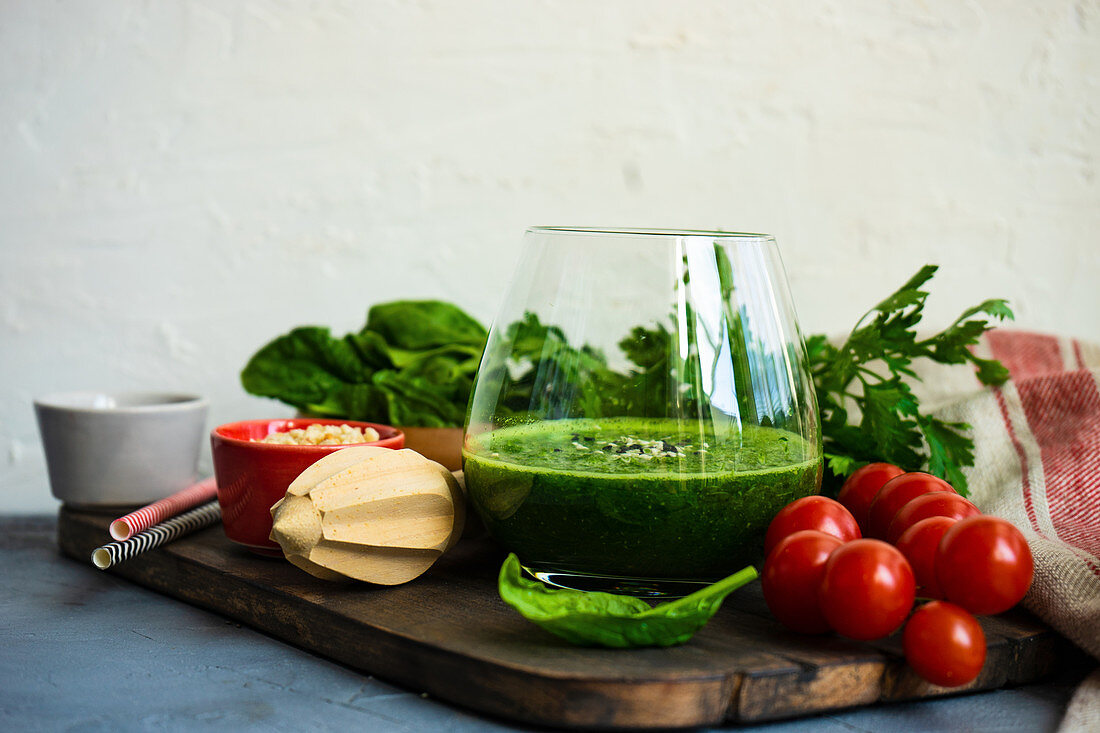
[[3, 516, 1091, 732]]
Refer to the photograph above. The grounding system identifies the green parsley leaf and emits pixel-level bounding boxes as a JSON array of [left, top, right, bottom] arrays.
[[809, 265, 1013, 495]]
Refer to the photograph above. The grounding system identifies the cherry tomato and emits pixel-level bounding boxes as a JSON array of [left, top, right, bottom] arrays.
[[886, 491, 980, 544], [837, 462, 904, 531], [903, 601, 986, 687], [866, 472, 955, 540], [936, 516, 1034, 615], [818, 539, 916, 640], [762, 530, 844, 634], [895, 516, 957, 599], [763, 496, 861, 557]]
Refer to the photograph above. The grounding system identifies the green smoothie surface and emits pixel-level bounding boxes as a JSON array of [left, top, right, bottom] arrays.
[[463, 417, 822, 581], [466, 417, 814, 474]]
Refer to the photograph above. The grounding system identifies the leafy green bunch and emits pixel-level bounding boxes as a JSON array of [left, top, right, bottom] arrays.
[[238, 302, 675, 429], [241, 267, 1013, 495], [240, 301, 487, 427], [807, 265, 1014, 494]]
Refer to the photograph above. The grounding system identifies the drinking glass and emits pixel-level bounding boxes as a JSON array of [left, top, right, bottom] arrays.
[[463, 228, 822, 596]]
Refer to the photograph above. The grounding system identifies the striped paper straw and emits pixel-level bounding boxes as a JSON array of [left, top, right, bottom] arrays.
[[92, 500, 221, 570], [110, 477, 218, 541]]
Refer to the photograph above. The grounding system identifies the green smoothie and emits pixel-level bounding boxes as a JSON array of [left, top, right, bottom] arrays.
[[463, 417, 822, 580]]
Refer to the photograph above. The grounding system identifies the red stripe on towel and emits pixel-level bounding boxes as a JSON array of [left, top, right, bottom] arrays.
[[987, 331, 1064, 380], [993, 386, 1045, 539], [1072, 339, 1086, 370], [1016, 371, 1100, 559]]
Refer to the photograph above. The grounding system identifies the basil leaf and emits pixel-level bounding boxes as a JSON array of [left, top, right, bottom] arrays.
[[497, 553, 758, 648]]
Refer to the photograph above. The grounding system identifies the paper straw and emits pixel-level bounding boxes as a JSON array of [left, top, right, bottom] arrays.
[[92, 500, 221, 570], [110, 477, 218, 541]]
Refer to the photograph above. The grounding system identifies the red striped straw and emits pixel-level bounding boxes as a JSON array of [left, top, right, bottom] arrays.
[[109, 477, 218, 541]]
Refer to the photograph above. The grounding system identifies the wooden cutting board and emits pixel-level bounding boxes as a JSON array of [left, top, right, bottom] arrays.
[[57, 507, 1081, 730]]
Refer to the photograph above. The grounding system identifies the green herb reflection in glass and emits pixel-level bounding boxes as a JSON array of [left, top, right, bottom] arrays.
[[479, 237, 817, 442]]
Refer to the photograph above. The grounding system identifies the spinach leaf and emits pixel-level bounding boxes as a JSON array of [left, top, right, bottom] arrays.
[[372, 370, 468, 427], [345, 331, 399, 371], [498, 553, 758, 648], [365, 300, 487, 350], [240, 327, 376, 412]]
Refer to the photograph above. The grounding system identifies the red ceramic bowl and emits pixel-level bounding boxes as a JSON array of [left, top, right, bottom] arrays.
[[210, 418, 404, 553]]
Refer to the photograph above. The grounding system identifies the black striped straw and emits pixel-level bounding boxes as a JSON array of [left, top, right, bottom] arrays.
[[91, 500, 222, 569]]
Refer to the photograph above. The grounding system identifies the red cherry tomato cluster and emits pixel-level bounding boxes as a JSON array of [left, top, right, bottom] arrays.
[[761, 463, 1034, 688]]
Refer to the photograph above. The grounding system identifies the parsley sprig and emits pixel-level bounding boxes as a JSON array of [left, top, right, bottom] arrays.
[[807, 265, 1014, 495]]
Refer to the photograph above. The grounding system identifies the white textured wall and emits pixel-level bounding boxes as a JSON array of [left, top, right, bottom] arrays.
[[2, 1, 1098, 512]]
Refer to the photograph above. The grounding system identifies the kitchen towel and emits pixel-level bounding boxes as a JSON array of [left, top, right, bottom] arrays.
[[916, 330, 1099, 731]]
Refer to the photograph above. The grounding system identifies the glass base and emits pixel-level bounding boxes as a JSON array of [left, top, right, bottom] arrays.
[[523, 564, 712, 599]]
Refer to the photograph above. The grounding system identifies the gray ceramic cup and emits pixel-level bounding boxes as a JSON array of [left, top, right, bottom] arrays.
[[34, 391, 209, 510]]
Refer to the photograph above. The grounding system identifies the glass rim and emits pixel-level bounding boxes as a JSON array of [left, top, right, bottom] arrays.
[[527, 226, 774, 240], [33, 391, 207, 413]]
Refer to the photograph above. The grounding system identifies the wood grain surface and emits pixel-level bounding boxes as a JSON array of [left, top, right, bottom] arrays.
[[57, 508, 1083, 730]]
